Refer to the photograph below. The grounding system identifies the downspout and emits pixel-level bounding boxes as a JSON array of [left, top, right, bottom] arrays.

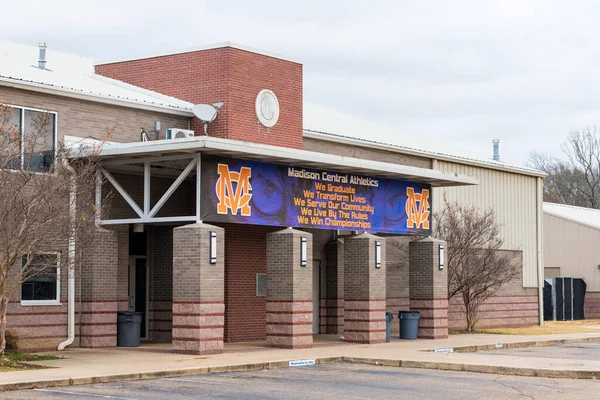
[[536, 176, 544, 326], [57, 159, 77, 350]]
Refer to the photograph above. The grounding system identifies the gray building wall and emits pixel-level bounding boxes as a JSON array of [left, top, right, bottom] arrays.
[[0, 86, 189, 144], [544, 213, 600, 292]]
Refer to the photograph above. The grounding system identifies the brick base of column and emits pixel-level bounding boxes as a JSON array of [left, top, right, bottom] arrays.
[[79, 300, 118, 348], [172, 301, 224, 355], [325, 298, 344, 334], [410, 298, 448, 339], [344, 299, 386, 344], [266, 300, 313, 349]]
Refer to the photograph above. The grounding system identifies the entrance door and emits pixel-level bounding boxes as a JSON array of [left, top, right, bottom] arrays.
[[313, 261, 320, 334], [128, 257, 148, 339]]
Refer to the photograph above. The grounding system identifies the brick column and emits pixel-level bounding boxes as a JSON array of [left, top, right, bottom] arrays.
[[386, 237, 411, 334], [343, 233, 386, 344], [172, 223, 224, 355], [409, 237, 448, 339], [325, 239, 344, 334], [80, 228, 119, 347], [266, 228, 313, 349]]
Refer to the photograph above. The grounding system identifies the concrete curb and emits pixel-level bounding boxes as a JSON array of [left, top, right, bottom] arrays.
[[343, 357, 600, 380], [438, 336, 600, 353], [0, 357, 344, 392], [2, 337, 600, 392]]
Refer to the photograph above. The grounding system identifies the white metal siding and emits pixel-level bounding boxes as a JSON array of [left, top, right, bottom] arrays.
[[432, 161, 540, 288], [544, 213, 600, 292]]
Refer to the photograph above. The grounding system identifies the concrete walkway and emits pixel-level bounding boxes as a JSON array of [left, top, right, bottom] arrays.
[[2, 332, 600, 391]]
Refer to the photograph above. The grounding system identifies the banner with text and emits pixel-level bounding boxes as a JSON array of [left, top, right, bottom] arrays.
[[200, 156, 431, 235]]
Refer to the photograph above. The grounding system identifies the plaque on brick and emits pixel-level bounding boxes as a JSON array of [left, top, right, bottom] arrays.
[[256, 273, 267, 297]]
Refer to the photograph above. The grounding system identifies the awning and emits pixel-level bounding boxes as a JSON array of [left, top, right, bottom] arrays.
[[91, 136, 477, 187]]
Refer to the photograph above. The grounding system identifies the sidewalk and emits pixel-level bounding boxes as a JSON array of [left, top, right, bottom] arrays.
[[1, 331, 600, 391]]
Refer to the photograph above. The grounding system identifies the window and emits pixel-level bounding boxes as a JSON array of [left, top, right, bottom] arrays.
[[21, 253, 60, 305], [3, 105, 57, 173]]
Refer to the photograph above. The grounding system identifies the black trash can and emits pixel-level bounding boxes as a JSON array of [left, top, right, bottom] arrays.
[[398, 310, 420, 340], [385, 312, 394, 342], [117, 312, 142, 347]]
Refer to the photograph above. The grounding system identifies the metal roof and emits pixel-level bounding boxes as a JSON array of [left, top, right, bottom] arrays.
[[1, 40, 545, 178], [303, 102, 546, 178], [0, 40, 194, 115], [543, 202, 600, 230], [94, 136, 478, 187]]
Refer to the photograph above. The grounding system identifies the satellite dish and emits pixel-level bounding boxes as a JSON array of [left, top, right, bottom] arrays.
[[192, 102, 224, 135]]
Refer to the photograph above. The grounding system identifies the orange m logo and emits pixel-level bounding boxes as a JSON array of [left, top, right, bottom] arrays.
[[406, 187, 430, 229], [216, 164, 252, 216]]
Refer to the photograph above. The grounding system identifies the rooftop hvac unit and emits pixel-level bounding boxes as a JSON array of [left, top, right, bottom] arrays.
[[166, 128, 195, 139]]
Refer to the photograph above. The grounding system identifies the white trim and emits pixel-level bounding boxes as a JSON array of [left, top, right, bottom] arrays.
[[196, 153, 202, 223], [102, 154, 196, 166], [20, 300, 62, 306], [101, 216, 198, 225], [143, 161, 151, 215], [4, 103, 58, 172], [95, 41, 302, 66], [95, 136, 478, 187], [0, 78, 194, 117], [255, 89, 280, 128], [536, 177, 544, 326], [303, 130, 547, 178], [20, 251, 61, 306], [95, 169, 102, 226]]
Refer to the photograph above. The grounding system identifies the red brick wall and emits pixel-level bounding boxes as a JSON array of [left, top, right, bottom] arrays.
[[96, 46, 303, 149], [218, 223, 279, 342]]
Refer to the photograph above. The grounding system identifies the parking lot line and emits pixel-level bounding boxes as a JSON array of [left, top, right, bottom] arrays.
[[162, 377, 228, 385], [33, 388, 139, 400]]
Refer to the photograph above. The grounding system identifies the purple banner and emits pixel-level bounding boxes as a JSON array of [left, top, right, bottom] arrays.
[[200, 156, 431, 234]]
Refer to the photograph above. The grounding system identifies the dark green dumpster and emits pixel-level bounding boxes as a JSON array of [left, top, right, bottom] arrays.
[[398, 310, 420, 340]]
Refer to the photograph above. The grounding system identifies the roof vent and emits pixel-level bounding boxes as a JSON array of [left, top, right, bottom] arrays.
[[38, 42, 47, 70], [492, 139, 500, 161]]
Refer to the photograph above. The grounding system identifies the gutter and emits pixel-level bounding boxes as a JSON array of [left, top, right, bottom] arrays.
[[57, 159, 77, 350], [536, 176, 544, 326], [0, 78, 194, 117]]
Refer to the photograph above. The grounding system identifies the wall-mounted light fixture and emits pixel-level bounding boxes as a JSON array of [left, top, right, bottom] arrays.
[[132, 223, 144, 233], [439, 244, 445, 270], [375, 241, 382, 268], [301, 237, 307, 267], [210, 231, 217, 264]]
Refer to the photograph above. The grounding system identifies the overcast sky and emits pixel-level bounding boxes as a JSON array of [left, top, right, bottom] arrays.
[[2, 0, 599, 166]]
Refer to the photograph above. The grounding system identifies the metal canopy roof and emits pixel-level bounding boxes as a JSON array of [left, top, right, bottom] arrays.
[[93, 136, 478, 187]]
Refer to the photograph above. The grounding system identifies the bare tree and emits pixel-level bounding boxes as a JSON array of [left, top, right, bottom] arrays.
[[529, 127, 600, 208], [433, 198, 520, 332], [0, 101, 108, 355]]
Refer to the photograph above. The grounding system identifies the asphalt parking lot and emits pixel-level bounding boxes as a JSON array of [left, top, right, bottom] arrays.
[[4, 362, 600, 400]]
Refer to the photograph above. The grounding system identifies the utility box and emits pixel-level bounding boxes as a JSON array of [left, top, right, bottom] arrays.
[[544, 277, 587, 321]]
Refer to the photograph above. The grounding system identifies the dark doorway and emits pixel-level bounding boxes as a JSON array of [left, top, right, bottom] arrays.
[[129, 227, 148, 339], [135, 258, 147, 337], [129, 256, 148, 339]]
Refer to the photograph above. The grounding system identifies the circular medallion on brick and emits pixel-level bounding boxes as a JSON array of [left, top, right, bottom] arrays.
[[255, 89, 280, 128]]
